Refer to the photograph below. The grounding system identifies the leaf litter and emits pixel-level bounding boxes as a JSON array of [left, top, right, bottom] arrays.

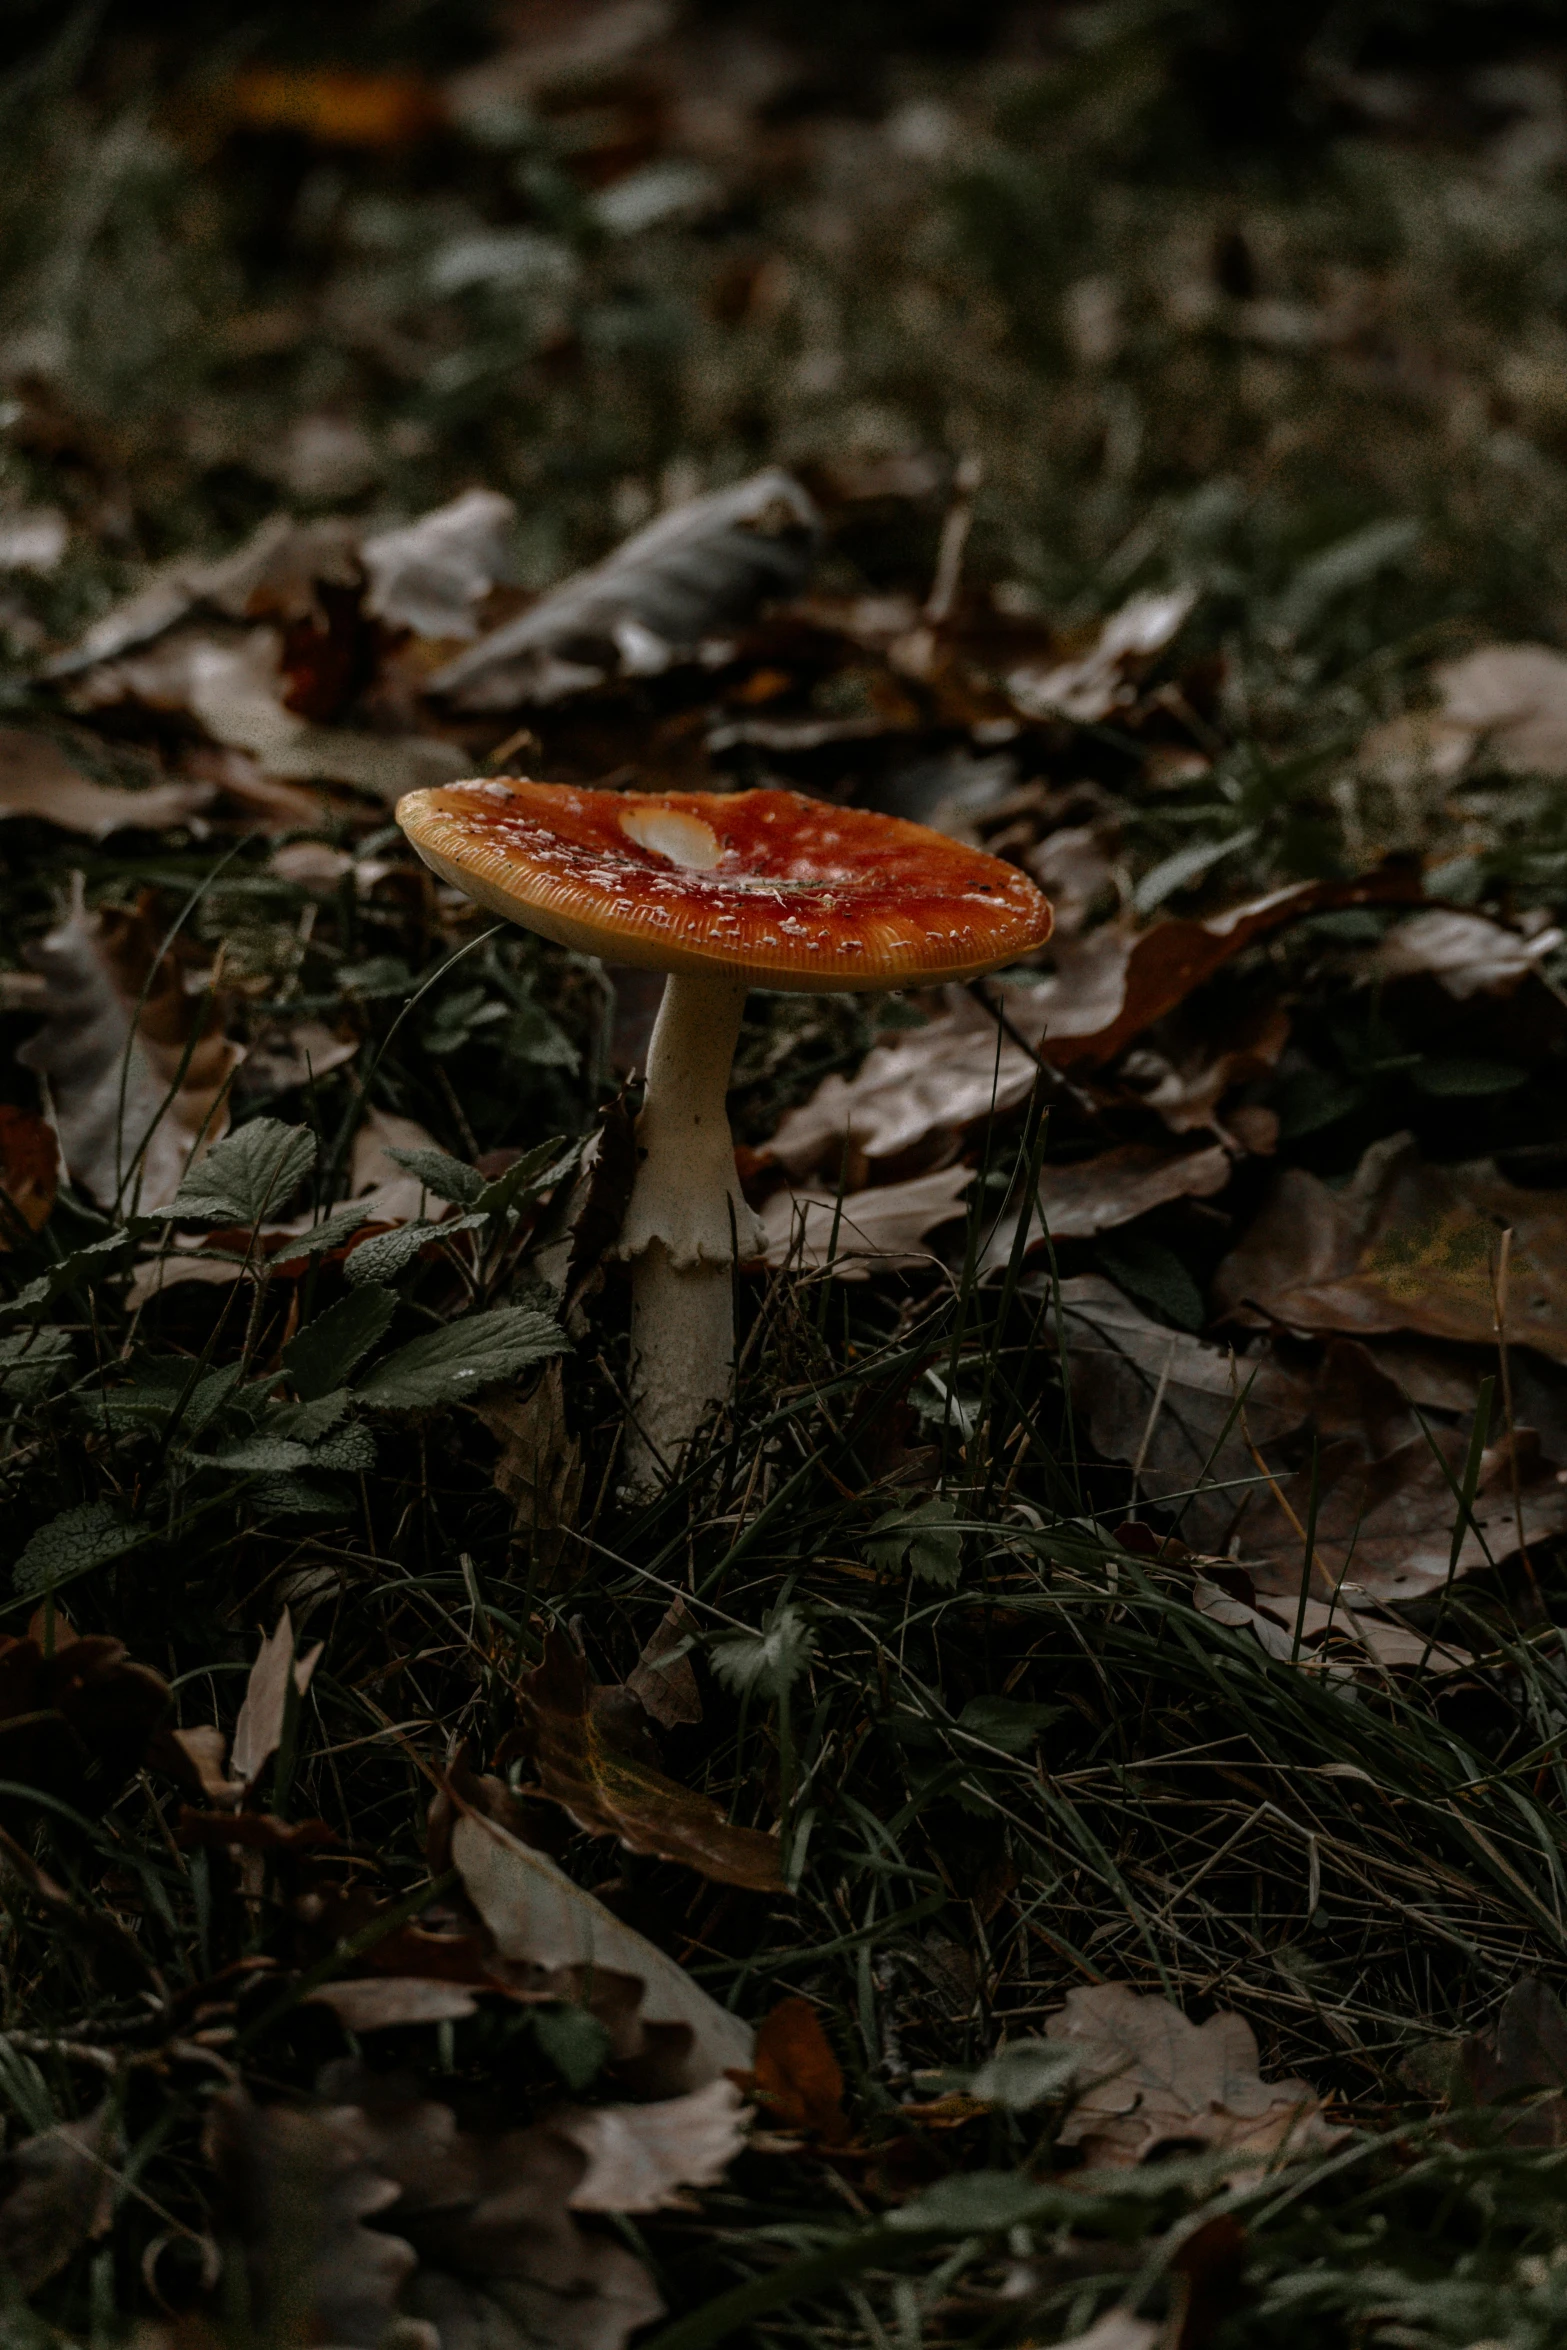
[[6, 7, 1567, 2347]]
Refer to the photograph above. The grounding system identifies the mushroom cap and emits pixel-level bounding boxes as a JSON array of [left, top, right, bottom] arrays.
[[397, 779, 1054, 991]]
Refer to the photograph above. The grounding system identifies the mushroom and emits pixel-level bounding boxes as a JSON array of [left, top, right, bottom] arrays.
[[396, 779, 1053, 1496]]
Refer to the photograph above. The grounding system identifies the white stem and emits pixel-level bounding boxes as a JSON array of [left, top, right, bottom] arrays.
[[619, 971, 765, 1498]]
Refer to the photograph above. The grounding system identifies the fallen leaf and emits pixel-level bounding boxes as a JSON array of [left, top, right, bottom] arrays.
[[237, 1016, 358, 1099], [1214, 1131, 1567, 1362], [1457, 1977, 1567, 2146], [760, 1163, 974, 1277], [451, 1810, 755, 2088], [171, 1724, 244, 1809], [307, 1977, 480, 2030], [1118, 998, 1291, 1138], [74, 627, 466, 800], [432, 469, 821, 708], [979, 1142, 1231, 1273], [0, 729, 211, 837], [1006, 587, 1197, 722], [0, 1614, 172, 1827], [361, 488, 517, 640], [1024, 820, 1120, 935], [0, 508, 66, 573], [1191, 1569, 1471, 1675], [1056, 2320, 1160, 2350], [0, 2103, 118, 2292], [227, 65, 444, 146], [350, 1106, 451, 1224], [230, 1610, 324, 1790], [510, 1631, 784, 1891], [743, 1996, 852, 2143], [626, 1598, 703, 1728], [1046, 1982, 1340, 2168], [471, 1359, 583, 1573], [558, 2078, 750, 2211], [1362, 644, 1567, 786], [0, 1105, 58, 1241], [17, 884, 242, 1210], [1359, 908, 1564, 997], [50, 513, 365, 674]]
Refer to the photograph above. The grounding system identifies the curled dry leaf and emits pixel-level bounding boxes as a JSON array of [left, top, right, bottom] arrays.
[[512, 1631, 784, 1891], [452, 1809, 755, 2088], [0, 728, 211, 838], [0, 1608, 172, 1826], [0, 1104, 58, 1241], [760, 1163, 973, 1277], [17, 885, 242, 1211], [361, 486, 517, 640], [432, 468, 821, 707], [742, 1994, 852, 2144], [557, 2078, 750, 2211], [0, 2101, 119, 2292], [626, 1598, 703, 1728], [1215, 1131, 1567, 1362], [1006, 587, 1197, 723], [1046, 1982, 1340, 2170], [979, 1141, 1231, 1274], [1360, 908, 1564, 998], [230, 1609, 324, 1790]]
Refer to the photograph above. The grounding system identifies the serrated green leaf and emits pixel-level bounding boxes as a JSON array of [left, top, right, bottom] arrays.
[[205, 1435, 313, 1473], [355, 1305, 564, 1411], [0, 1229, 148, 1328], [0, 1327, 74, 1405], [708, 1604, 816, 1701], [496, 999, 579, 1073], [14, 1503, 145, 1595], [274, 1203, 374, 1261], [344, 1212, 487, 1287], [283, 1285, 398, 1402], [383, 1144, 484, 1207], [866, 1498, 963, 1587], [267, 1390, 349, 1443], [958, 1696, 1065, 1754], [472, 1137, 575, 1219], [173, 1119, 317, 1226], [308, 1420, 376, 1473], [249, 1473, 355, 1520]]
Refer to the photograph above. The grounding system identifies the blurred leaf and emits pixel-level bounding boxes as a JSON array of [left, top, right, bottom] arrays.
[[958, 1695, 1065, 1754], [1412, 1058, 1528, 1098], [709, 1604, 816, 1700]]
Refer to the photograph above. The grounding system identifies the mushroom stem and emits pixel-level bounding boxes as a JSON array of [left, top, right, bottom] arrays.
[[619, 970, 764, 1497]]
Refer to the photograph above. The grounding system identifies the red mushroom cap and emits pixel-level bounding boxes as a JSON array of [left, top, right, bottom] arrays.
[[396, 779, 1053, 991]]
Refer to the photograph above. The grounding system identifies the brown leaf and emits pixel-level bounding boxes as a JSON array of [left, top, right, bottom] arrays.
[[513, 1632, 784, 1892], [1046, 1982, 1341, 2169], [1119, 998, 1291, 1138], [0, 2102, 118, 2292], [1214, 1131, 1567, 1361], [1360, 908, 1563, 998], [307, 1977, 481, 2031], [361, 488, 518, 640], [472, 1360, 583, 1571], [1457, 1978, 1567, 2146], [760, 1163, 974, 1277], [743, 1995, 852, 2144], [1006, 589, 1197, 723], [50, 513, 364, 674], [227, 65, 444, 146], [230, 1610, 323, 1791], [0, 1103, 58, 1241], [170, 1725, 244, 1809], [0, 1616, 172, 1825], [451, 1809, 755, 2088], [558, 2079, 749, 2211], [0, 728, 211, 838], [17, 884, 242, 1210], [980, 1142, 1231, 1272], [626, 1599, 703, 1728], [1361, 644, 1567, 787]]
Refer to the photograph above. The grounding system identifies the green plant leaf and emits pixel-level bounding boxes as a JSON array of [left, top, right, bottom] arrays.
[[0, 1327, 74, 1405], [383, 1144, 485, 1207], [13, 1503, 145, 1595], [283, 1285, 399, 1402], [472, 1137, 575, 1218], [344, 1212, 487, 1287], [1412, 1059, 1529, 1098], [865, 1497, 963, 1587], [355, 1304, 564, 1411], [958, 1695, 1065, 1753], [709, 1604, 816, 1700], [172, 1118, 316, 1226]]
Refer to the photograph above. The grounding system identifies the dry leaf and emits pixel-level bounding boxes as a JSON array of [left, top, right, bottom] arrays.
[[760, 1163, 973, 1277], [228, 65, 444, 146], [979, 1142, 1231, 1273], [0, 1104, 58, 1240], [1046, 1982, 1340, 2168], [558, 2079, 749, 2211], [0, 729, 211, 837], [472, 1359, 583, 1571], [1214, 1131, 1567, 1362], [0, 2103, 118, 2292], [1024, 821, 1120, 935], [432, 469, 820, 708], [171, 1724, 244, 1809], [1358, 907, 1564, 996], [350, 1106, 451, 1225], [1119, 999, 1291, 1138], [626, 1598, 702, 1728], [1007, 588, 1197, 722], [1055, 2319, 1159, 2350], [0, 1616, 173, 1826], [51, 514, 365, 674], [451, 1810, 755, 2087], [743, 1995, 852, 2143], [1457, 1977, 1567, 2146], [362, 488, 517, 640], [1362, 644, 1567, 786], [1191, 1569, 1471, 1676], [511, 1631, 784, 1891], [307, 1977, 480, 2031], [17, 885, 242, 1210], [230, 1610, 324, 1791], [238, 1016, 359, 1099]]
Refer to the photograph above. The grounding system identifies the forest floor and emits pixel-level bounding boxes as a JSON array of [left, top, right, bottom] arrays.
[[6, 4, 1567, 2345]]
